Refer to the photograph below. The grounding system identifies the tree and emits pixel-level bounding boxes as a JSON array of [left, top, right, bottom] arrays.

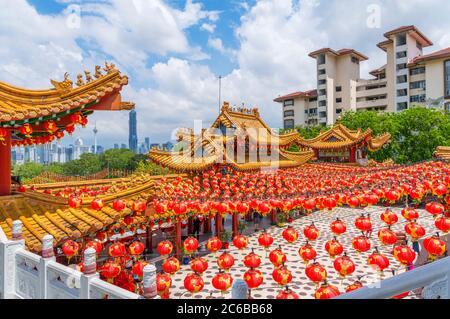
[[135, 161, 170, 175], [63, 153, 102, 176], [100, 149, 134, 170], [12, 162, 44, 181]]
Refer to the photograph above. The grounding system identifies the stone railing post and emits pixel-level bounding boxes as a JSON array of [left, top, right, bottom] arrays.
[[12, 220, 23, 241], [80, 247, 99, 299], [142, 264, 157, 299], [39, 234, 55, 299], [231, 279, 248, 299], [0, 222, 25, 299]]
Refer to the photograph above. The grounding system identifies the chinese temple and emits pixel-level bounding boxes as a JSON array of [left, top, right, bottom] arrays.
[[279, 120, 391, 164], [434, 146, 450, 160], [149, 102, 316, 172], [0, 63, 133, 196]]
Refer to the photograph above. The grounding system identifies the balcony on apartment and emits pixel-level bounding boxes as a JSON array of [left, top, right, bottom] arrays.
[[356, 95, 388, 109]]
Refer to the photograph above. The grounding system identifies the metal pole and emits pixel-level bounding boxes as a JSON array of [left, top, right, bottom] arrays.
[[218, 75, 222, 113]]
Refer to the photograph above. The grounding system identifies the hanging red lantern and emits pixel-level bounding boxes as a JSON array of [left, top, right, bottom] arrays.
[[345, 281, 363, 293], [132, 200, 146, 213], [157, 240, 173, 258], [96, 231, 108, 243], [184, 273, 204, 294], [433, 184, 447, 197], [80, 116, 88, 128], [54, 130, 65, 140], [112, 199, 126, 211], [272, 264, 292, 286], [323, 197, 337, 211], [68, 196, 82, 208], [258, 231, 274, 250], [425, 202, 445, 216], [330, 218, 346, 236], [243, 268, 264, 289], [324, 238, 344, 258], [85, 240, 103, 255], [385, 190, 400, 202], [423, 235, 447, 260], [302, 198, 316, 212], [183, 237, 199, 255], [70, 112, 83, 124], [65, 123, 75, 135], [393, 245, 416, 265], [128, 241, 145, 256], [91, 198, 105, 211], [347, 196, 360, 208], [401, 207, 419, 221], [100, 261, 121, 283], [243, 250, 261, 268], [232, 234, 249, 250], [435, 216, 450, 233], [352, 235, 371, 253], [298, 243, 317, 264], [276, 286, 299, 299], [364, 193, 379, 206], [212, 271, 233, 294], [269, 247, 287, 267], [378, 228, 398, 246], [305, 262, 327, 284], [367, 250, 390, 273], [282, 226, 299, 244], [62, 240, 80, 263], [44, 121, 58, 134], [355, 215, 372, 232], [333, 254, 355, 278], [162, 257, 180, 275], [0, 127, 8, 145], [206, 236, 222, 253], [190, 257, 209, 274], [315, 282, 340, 299], [217, 251, 235, 272], [156, 273, 172, 297], [132, 260, 149, 279], [108, 242, 126, 258], [380, 209, 398, 226], [404, 222, 426, 242], [19, 124, 33, 138], [304, 223, 320, 241]]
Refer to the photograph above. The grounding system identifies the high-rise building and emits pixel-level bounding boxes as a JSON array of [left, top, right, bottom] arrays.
[[144, 137, 150, 151], [129, 110, 138, 153], [275, 25, 450, 128], [114, 143, 119, 149]]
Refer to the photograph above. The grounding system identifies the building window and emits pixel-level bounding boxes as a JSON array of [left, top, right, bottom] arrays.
[[336, 86, 342, 92], [397, 63, 407, 71], [319, 89, 327, 96], [284, 110, 294, 117], [309, 97, 317, 102], [410, 80, 426, 90], [283, 99, 294, 107], [318, 79, 326, 85], [445, 102, 450, 112], [319, 111, 327, 118], [284, 119, 294, 129], [410, 94, 426, 103], [397, 75, 407, 84], [309, 108, 317, 114], [318, 69, 326, 75], [396, 51, 407, 59], [445, 60, 450, 97], [410, 67, 425, 76], [336, 109, 342, 114], [319, 100, 326, 107], [396, 34, 407, 46], [304, 109, 308, 114], [397, 89, 408, 97], [351, 56, 359, 64], [397, 102, 408, 111], [318, 54, 326, 65], [336, 98, 342, 103]]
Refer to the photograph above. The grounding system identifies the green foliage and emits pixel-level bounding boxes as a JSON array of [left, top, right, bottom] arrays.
[[12, 162, 44, 181], [62, 153, 102, 176], [135, 161, 171, 175], [100, 149, 134, 170], [296, 125, 330, 139]]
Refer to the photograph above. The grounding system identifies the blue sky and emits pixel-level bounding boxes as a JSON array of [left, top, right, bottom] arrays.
[[2, 0, 450, 149]]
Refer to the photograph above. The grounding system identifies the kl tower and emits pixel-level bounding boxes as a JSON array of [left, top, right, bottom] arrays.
[[93, 122, 98, 154]]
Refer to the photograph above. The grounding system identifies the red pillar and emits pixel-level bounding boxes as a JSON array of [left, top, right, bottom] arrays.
[[204, 217, 211, 233], [187, 217, 193, 235], [146, 225, 153, 254], [271, 210, 277, 225], [215, 213, 222, 237], [232, 213, 239, 237], [0, 130, 11, 196], [175, 221, 182, 259], [349, 147, 356, 163]]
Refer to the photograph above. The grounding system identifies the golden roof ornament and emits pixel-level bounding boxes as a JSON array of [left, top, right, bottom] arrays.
[[94, 65, 103, 79], [50, 72, 73, 93], [84, 70, 93, 83], [221, 101, 230, 112], [252, 107, 260, 117], [76, 74, 85, 86], [104, 61, 116, 74]]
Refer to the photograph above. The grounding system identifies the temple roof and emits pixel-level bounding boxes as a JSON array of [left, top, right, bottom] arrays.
[[434, 146, 450, 160]]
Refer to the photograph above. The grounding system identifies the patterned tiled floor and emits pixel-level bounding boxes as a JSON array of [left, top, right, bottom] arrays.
[[168, 206, 437, 299]]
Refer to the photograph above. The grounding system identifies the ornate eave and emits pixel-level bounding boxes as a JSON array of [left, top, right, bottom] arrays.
[[434, 146, 450, 160]]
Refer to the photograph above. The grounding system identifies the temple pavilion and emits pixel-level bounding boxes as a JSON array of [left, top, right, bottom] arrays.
[[434, 146, 450, 160]]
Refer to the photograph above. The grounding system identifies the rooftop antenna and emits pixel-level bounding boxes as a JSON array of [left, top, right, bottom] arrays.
[[218, 75, 222, 114], [93, 122, 98, 154]]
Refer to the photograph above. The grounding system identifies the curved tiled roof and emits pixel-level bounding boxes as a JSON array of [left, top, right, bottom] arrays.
[[434, 146, 450, 160]]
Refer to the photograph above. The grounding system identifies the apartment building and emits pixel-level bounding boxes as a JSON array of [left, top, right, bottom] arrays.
[[275, 25, 450, 129]]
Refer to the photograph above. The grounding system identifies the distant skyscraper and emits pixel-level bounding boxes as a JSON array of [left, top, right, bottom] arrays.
[[145, 137, 150, 151], [114, 143, 119, 149], [121, 143, 127, 149], [129, 110, 138, 153], [93, 122, 98, 154]]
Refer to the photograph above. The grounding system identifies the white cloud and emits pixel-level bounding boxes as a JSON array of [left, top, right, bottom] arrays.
[[201, 23, 216, 33]]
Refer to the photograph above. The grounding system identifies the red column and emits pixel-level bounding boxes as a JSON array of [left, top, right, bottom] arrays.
[[215, 213, 222, 237], [146, 225, 153, 254], [232, 213, 239, 237], [0, 130, 11, 196], [271, 210, 277, 225], [349, 147, 356, 163], [175, 221, 182, 259], [204, 217, 211, 233], [187, 217, 193, 235]]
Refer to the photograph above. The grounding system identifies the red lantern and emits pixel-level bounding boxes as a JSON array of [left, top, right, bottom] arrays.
[[100, 261, 121, 283], [65, 123, 75, 135], [333, 254, 355, 278], [282, 226, 299, 244], [298, 243, 317, 264], [276, 287, 299, 299], [423, 235, 447, 260], [91, 198, 105, 211], [162, 257, 180, 275], [68, 196, 82, 208], [352, 235, 371, 253], [272, 264, 292, 286], [258, 231, 274, 250], [365, 193, 379, 206], [217, 252, 235, 272], [132, 200, 146, 213], [157, 240, 173, 258], [345, 281, 363, 293], [128, 241, 145, 256], [401, 208, 419, 221], [206, 236, 222, 253], [243, 250, 261, 268], [80, 116, 88, 127], [425, 202, 445, 216], [304, 223, 320, 241], [0, 127, 8, 145], [393, 245, 416, 265], [405, 222, 426, 242], [243, 269, 264, 289], [378, 228, 398, 245], [323, 197, 337, 211], [305, 262, 327, 283], [212, 272, 233, 294], [44, 121, 58, 134], [269, 247, 287, 267], [184, 273, 204, 294], [435, 216, 450, 233], [303, 198, 316, 211], [108, 242, 126, 258], [324, 238, 344, 258], [183, 237, 199, 255], [347, 196, 360, 208], [70, 112, 83, 124], [54, 130, 65, 140], [315, 282, 340, 299], [156, 273, 172, 297], [19, 124, 33, 137], [112, 199, 126, 211], [368, 251, 390, 272], [232, 234, 248, 250], [355, 215, 372, 232], [85, 241, 103, 255], [132, 260, 149, 279], [385, 190, 400, 202], [330, 218, 346, 236], [62, 240, 80, 262], [190, 257, 209, 274], [380, 209, 398, 226]]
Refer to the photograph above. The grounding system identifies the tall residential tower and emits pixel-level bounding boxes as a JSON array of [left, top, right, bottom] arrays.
[[128, 109, 138, 153]]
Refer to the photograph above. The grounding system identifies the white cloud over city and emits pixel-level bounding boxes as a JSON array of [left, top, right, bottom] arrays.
[[1, 0, 450, 148]]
